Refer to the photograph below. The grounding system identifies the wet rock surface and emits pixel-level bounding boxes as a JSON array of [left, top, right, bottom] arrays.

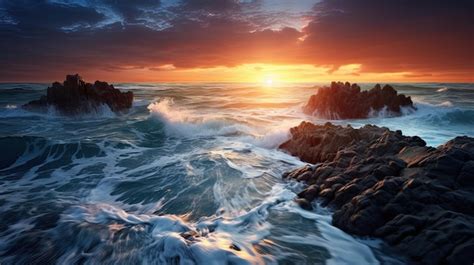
[[280, 121, 474, 265], [303, 82, 415, 119], [23, 74, 133, 115]]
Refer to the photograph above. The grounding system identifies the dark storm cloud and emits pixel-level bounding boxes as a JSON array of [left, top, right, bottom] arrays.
[[1, 0, 105, 29], [0, 1, 301, 80], [0, 0, 472, 81], [181, 0, 241, 11], [91, 0, 161, 24], [103, 0, 160, 18], [0, 0, 297, 80], [301, 0, 474, 72]]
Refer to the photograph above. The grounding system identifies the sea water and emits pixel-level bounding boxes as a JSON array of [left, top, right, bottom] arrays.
[[0, 82, 473, 264]]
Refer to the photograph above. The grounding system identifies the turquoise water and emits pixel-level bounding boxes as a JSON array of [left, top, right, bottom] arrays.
[[0, 82, 473, 264]]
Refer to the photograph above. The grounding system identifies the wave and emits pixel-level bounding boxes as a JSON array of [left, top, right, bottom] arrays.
[[419, 107, 474, 126], [437, 100, 453, 107], [0, 84, 46, 92], [250, 129, 291, 149], [0, 105, 47, 118], [358, 100, 472, 127], [0, 104, 117, 119], [358, 99, 473, 129], [308, 105, 416, 120], [1, 185, 290, 264], [436, 87, 449, 93], [115, 83, 171, 91], [0, 135, 43, 170], [148, 98, 252, 138], [412, 100, 474, 126], [367, 106, 416, 119], [5, 104, 17, 109], [146, 98, 302, 150], [0, 135, 106, 172], [236, 125, 297, 150], [0, 181, 386, 265], [56, 203, 265, 265]]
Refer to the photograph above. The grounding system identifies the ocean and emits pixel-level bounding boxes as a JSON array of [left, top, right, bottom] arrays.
[[0, 82, 473, 264]]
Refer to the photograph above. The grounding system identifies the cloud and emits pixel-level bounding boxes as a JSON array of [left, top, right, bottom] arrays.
[[300, 0, 474, 73], [103, 0, 161, 19], [149, 64, 176, 71], [403, 73, 433, 78], [181, 0, 241, 11], [1, 0, 105, 29], [0, 0, 472, 81]]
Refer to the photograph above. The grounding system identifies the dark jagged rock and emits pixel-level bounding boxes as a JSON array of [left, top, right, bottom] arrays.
[[303, 81, 415, 119], [280, 121, 474, 265], [23, 74, 133, 115]]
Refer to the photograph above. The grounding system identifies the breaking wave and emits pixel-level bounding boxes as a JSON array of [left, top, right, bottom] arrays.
[[147, 98, 251, 137], [412, 100, 474, 126]]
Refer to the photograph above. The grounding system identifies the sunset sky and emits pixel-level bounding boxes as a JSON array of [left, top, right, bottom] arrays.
[[0, 0, 472, 83]]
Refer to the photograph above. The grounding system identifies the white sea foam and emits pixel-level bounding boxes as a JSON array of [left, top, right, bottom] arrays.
[[0, 106, 44, 118], [311, 109, 342, 120], [148, 98, 193, 123], [437, 100, 453, 107], [5, 104, 17, 109], [56, 180, 387, 265], [56, 196, 278, 264], [368, 106, 397, 118], [241, 128, 291, 149], [436, 87, 449, 92], [148, 98, 252, 137]]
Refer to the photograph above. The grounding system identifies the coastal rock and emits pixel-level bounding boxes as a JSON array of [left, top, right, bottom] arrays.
[[303, 82, 415, 119], [280, 122, 474, 265], [23, 74, 133, 115]]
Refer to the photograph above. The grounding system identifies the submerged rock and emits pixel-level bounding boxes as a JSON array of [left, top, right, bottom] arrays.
[[280, 122, 474, 265], [23, 74, 133, 115], [303, 82, 415, 119]]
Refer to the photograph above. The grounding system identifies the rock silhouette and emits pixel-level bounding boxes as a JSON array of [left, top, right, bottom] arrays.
[[280, 121, 474, 265], [303, 82, 415, 119], [23, 74, 133, 115]]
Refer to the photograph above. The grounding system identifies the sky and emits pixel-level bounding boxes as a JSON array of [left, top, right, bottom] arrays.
[[0, 0, 473, 83]]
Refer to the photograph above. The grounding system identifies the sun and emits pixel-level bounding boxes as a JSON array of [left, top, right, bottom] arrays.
[[265, 78, 273, 86], [263, 74, 276, 87]]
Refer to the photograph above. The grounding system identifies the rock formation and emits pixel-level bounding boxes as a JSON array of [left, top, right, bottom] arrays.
[[23, 74, 133, 115], [303, 82, 415, 119], [280, 121, 474, 265]]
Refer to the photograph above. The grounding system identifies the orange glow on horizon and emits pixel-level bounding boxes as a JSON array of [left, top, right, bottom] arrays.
[[17, 63, 474, 84]]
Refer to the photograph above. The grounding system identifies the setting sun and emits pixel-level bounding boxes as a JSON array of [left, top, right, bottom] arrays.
[[264, 76, 275, 86], [265, 78, 273, 86]]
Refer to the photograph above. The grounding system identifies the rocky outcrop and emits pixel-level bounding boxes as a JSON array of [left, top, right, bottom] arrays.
[[303, 82, 415, 119], [23, 74, 133, 115], [280, 122, 474, 265]]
